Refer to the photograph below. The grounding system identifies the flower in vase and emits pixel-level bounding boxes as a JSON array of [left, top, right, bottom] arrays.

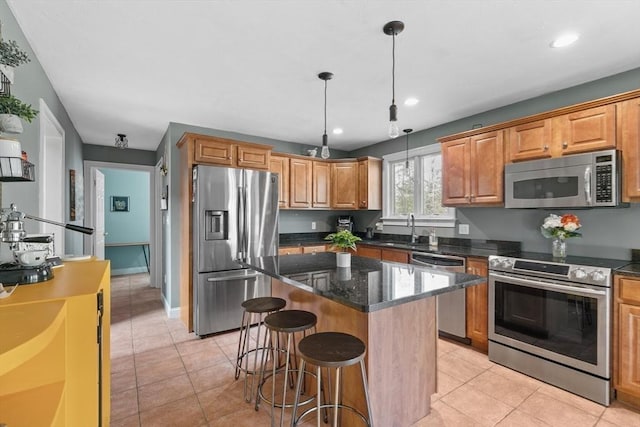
[[540, 213, 582, 240]]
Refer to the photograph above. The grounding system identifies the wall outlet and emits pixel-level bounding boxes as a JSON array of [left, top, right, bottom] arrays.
[[458, 224, 470, 235], [311, 221, 316, 230]]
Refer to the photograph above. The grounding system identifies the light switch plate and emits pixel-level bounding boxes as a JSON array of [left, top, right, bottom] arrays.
[[458, 224, 470, 235], [311, 221, 317, 230]]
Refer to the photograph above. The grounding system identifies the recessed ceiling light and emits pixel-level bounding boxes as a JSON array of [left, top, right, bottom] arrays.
[[404, 97, 419, 106], [550, 33, 579, 48], [332, 128, 343, 135]]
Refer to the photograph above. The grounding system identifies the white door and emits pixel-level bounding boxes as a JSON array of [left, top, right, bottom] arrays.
[[93, 169, 105, 260], [38, 100, 65, 255]]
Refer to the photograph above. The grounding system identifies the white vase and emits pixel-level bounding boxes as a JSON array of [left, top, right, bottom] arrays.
[[336, 252, 351, 268], [0, 137, 22, 157], [0, 114, 23, 134]]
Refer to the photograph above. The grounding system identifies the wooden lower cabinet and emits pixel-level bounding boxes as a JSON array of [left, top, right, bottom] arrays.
[[381, 248, 410, 263], [279, 246, 303, 256], [614, 275, 640, 408], [465, 257, 488, 352], [302, 245, 326, 254], [357, 245, 382, 260]]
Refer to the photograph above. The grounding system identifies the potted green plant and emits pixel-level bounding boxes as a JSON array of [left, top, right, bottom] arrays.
[[0, 95, 38, 134], [0, 38, 31, 85], [324, 230, 362, 267]]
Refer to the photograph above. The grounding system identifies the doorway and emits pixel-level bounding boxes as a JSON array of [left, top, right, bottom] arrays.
[[38, 99, 65, 255], [84, 161, 160, 288]]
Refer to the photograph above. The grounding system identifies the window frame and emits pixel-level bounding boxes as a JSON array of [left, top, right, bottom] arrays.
[[382, 143, 456, 228]]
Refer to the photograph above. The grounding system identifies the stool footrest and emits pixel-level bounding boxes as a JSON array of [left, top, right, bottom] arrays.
[[295, 403, 371, 426]]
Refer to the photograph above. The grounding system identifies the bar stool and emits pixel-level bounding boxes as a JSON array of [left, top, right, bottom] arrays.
[[291, 332, 373, 427], [235, 296, 286, 402], [255, 309, 321, 427]]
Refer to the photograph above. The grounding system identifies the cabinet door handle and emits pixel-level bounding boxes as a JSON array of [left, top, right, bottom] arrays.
[[562, 141, 568, 148], [543, 145, 549, 151]]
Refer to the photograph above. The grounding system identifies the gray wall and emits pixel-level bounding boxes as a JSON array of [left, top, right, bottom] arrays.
[[1, 1, 85, 257], [349, 67, 640, 261], [84, 143, 157, 166]]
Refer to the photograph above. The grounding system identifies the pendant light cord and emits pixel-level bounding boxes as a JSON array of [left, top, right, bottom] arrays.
[[406, 131, 409, 167], [324, 78, 328, 135], [392, 32, 396, 105]]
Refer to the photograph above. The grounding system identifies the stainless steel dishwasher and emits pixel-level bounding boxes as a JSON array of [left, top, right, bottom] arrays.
[[411, 252, 470, 343]]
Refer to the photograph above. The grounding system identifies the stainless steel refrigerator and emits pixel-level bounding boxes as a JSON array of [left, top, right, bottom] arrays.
[[192, 165, 278, 336]]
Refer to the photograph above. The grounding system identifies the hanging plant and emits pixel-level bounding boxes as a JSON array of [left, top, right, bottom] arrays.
[[0, 95, 38, 122], [0, 39, 30, 68]]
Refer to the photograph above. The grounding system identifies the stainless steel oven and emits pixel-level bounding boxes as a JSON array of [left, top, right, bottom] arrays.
[[488, 255, 612, 405]]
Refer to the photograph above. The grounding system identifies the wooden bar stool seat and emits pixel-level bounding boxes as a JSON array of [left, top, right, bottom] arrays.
[[291, 332, 373, 427], [235, 296, 286, 403]]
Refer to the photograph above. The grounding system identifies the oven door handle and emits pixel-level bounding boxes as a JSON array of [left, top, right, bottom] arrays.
[[490, 272, 607, 297]]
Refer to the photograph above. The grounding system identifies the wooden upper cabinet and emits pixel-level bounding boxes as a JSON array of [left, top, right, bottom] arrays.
[[237, 143, 271, 170], [555, 104, 616, 155], [192, 134, 271, 170], [358, 157, 382, 210], [621, 98, 640, 202], [465, 258, 488, 353], [508, 105, 616, 162], [330, 162, 358, 209], [312, 161, 331, 208], [508, 119, 553, 162], [269, 154, 289, 209], [442, 137, 471, 205], [194, 137, 235, 166], [289, 158, 312, 208], [469, 132, 504, 205], [442, 131, 503, 206]]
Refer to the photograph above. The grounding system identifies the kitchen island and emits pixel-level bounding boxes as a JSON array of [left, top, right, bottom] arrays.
[[242, 252, 484, 427]]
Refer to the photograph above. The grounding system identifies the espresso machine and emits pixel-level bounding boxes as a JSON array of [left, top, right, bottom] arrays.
[[336, 215, 354, 232], [0, 203, 94, 285]]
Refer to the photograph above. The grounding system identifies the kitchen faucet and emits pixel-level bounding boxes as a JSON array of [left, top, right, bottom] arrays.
[[407, 213, 417, 243]]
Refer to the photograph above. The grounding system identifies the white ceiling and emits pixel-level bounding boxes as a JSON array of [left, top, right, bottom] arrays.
[[7, 0, 640, 152]]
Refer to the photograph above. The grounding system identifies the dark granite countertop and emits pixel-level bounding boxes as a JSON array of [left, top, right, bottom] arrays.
[[615, 263, 640, 277], [241, 252, 485, 313], [279, 233, 521, 259]]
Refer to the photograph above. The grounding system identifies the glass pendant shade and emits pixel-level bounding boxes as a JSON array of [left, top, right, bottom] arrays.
[[389, 121, 400, 139], [321, 133, 330, 159]]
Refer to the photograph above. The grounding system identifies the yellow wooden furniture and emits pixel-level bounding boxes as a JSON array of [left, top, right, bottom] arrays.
[[0, 260, 111, 426]]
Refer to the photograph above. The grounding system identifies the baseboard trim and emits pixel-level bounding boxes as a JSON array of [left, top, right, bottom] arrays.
[[163, 295, 180, 319], [111, 267, 148, 276]]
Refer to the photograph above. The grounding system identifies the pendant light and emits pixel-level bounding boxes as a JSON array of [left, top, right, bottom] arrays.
[[383, 21, 404, 139], [403, 128, 413, 169], [318, 72, 333, 159], [115, 133, 128, 149]]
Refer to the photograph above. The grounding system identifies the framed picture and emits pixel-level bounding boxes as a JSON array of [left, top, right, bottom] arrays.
[[111, 196, 129, 212], [69, 169, 76, 220]]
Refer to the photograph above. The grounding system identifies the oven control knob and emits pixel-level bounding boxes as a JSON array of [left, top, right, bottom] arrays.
[[572, 268, 587, 280], [500, 259, 514, 269], [589, 270, 606, 282], [489, 258, 503, 269]]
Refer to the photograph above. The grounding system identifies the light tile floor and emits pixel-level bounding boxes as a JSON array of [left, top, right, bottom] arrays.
[[110, 274, 640, 426]]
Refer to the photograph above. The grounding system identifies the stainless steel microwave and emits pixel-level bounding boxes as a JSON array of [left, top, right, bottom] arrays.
[[504, 149, 622, 208]]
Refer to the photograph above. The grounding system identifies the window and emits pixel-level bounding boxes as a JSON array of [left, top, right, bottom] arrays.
[[382, 144, 456, 227]]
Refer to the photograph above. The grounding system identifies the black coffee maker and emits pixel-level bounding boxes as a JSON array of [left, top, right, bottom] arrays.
[[336, 215, 354, 232]]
